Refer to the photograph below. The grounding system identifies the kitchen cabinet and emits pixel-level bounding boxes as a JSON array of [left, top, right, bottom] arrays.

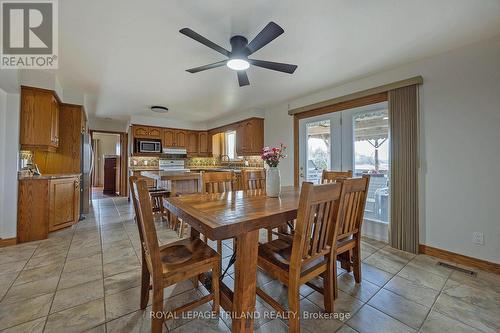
[[161, 129, 187, 148], [235, 118, 264, 155], [162, 129, 175, 147], [187, 131, 199, 155], [18, 175, 81, 242], [199, 131, 209, 156], [20, 86, 60, 152], [175, 130, 187, 147], [48, 177, 80, 231], [133, 125, 161, 139]]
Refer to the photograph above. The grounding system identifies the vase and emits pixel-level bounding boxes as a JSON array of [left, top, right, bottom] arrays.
[[266, 167, 281, 197]]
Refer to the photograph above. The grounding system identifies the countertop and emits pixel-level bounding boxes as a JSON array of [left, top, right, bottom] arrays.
[[18, 173, 81, 180]]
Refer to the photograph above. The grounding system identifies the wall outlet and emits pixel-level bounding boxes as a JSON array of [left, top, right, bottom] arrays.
[[472, 232, 484, 245]]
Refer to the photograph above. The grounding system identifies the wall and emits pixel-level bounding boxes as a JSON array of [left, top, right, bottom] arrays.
[[92, 132, 120, 186], [264, 36, 500, 263], [0, 91, 21, 239]]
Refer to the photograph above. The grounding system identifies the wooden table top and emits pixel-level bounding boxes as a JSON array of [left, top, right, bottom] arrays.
[[164, 186, 301, 239]]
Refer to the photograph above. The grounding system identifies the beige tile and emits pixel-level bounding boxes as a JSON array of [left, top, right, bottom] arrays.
[[336, 325, 359, 333], [105, 286, 148, 321], [363, 252, 406, 274], [103, 254, 140, 277], [164, 289, 212, 330], [347, 305, 415, 333], [337, 273, 381, 302], [0, 316, 46, 333], [13, 263, 63, 286], [397, 264, 447, 291], [171, 316, 230, 333], [82, 324, 106, 333], [58, 264, 103, 290], [104, 269, 142, 296], [298, 298, 344, 332], [0, 261, 26, 275], [0, 293, 53, 330], [361, 237, 387, 249], [368, 288, 429, 329], [2, 276, 59, 304], [448, 269, 500, 294], [62, 253, 102, 273], [106, 308, 154, 333], [44, 298, 105, 333], [420, 310, 480, 333], [103, 246, 137, 265], [67, 243, 102, 260], [307, 290, 363, 322], [360, 263, 393, 286], [443, 277, 500, 311], [257, 280, 311, 309], [0, 271, 19, 299], [51, 279, 104, 313], [433, 293, 499, 333], [0, 244, 37, 265], [384, 276, 439, 307], [254, 319, 288, 333], [406, 255, 453, 278], [24, 252, 66, 270]]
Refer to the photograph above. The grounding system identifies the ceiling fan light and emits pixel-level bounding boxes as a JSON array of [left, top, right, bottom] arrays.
[[227, 58, 250, 71]]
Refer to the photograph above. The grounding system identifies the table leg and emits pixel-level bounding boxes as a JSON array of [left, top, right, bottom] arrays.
[[232, 229, 259, 333]]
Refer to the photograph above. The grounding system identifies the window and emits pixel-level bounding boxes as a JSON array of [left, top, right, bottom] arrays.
[[225, 131, 236, 160]]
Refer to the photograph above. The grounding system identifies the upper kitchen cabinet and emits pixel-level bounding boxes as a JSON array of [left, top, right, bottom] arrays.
[[162, 128, 175, 147], [20, 86, 61, 152], [162, 128, 187, 148], [175, 130, 187, 147], [235, 118, 264, 156], [187, 131, 199, 155], [133, 125, 161, 139], [198, 131, 209, 156]]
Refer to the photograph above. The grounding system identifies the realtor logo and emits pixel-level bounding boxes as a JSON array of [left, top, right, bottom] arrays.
[[1, 0, 58, 68]]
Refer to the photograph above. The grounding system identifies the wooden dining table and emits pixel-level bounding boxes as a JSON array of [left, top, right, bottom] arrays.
[[163, 186, 301, 333]]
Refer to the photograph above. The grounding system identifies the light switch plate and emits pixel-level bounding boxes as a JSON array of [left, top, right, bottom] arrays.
[[473, 232, 484, 245]]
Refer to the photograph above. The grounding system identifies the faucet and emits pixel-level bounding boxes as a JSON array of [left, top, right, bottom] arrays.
[[220, 155, 233, 169]]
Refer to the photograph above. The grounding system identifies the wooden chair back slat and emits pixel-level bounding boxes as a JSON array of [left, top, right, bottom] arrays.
[[170, 174, 203, 196], [129, 177, 161, 279], [321, 170, 353, 184], [291, 182, 343, 270], [241, 169, 266, 190], [336, 175, 370, 238], [202, 171, 235, 194]]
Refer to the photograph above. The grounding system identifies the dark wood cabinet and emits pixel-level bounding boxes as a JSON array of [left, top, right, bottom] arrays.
[[236, 118, 264, 155], [49, 177, 80, 231], [187, 131, 199, 155], [103, 157, 117, 194], [20, 86, 60, 152], [199, 131, 209, 156], [175, 130, 187, 147], [133, 125, 162, 139]]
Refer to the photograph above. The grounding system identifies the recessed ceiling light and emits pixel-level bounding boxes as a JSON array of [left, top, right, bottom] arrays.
[[151, 106, 169, 113], [227, 58, 250, 71]]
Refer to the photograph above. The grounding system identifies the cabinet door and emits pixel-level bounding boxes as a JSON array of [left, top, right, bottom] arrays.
[[49, 178, 79, 231], [198, 132, 208, 155], [50, 96, 59, 148], [134, 126, 150, 138], [235, 123, 246, 156], [148, 127, 162, 139], [187, 131, 198, 155], [162, 129, 175, 147], [175, 130, 187, 147]]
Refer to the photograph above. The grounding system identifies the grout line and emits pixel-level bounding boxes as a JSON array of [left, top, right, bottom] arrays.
[[42, 224, 77, 332]]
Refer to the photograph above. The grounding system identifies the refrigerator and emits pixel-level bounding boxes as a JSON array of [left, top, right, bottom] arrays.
[[80, 133, 93, 218]]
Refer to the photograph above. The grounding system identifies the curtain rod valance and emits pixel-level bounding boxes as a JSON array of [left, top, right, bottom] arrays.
[[288, 76, 423, 115]]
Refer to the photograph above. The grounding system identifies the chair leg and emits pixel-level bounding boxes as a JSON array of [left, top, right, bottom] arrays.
[[323, 259, 335, 312], [288, 282, 301, 333], [211, 260, 221, 315], [339, 251, 352, 272], [140, 252, 150, 309], [216, 240, 222, 254], [333, 257, 339, 299], [151, 285, 164, 333], [178, 220, 185, 238], [267, 228, 273, 242], [353, 240, 362, 283]]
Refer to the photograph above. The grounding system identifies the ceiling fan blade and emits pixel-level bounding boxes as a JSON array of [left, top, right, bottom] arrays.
[[245, 22, 284, 55], [248, 59, 297, 74], [237, 71, 250, 87], [186, 60, 227, 73], [180, 28, 230, 57]]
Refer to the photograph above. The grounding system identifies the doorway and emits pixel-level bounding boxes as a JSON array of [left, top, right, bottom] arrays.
[[298, 102, 390, 241], [90, 130, 128, 198]]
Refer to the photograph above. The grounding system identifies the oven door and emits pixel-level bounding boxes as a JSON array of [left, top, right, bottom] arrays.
[[137, 140, 161, 153]]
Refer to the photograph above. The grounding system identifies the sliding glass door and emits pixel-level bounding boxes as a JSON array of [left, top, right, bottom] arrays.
[[298, 102, 390, 239]]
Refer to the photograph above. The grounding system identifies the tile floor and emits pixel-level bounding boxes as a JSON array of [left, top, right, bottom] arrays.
[[0, 196, 499, 332]]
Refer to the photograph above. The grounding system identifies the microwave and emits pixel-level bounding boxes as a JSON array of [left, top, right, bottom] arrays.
[[135, 139, 161, 153]]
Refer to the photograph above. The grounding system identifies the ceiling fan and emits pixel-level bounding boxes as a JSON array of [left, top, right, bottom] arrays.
[[180, 22, 297, 87]]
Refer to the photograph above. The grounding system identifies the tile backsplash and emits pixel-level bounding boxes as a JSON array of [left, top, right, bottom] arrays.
[[130, 156, 263, 169], [129, 156, 159, 167]]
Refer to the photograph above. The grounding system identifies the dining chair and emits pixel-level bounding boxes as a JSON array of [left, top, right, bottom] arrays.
[[333, 175, 370, 296], [201, 171, 235, 252], [256, 181, 344, 333], [321, 170, 353, 183], [129, 176, 221, 333], [168, 173, 203, 237]]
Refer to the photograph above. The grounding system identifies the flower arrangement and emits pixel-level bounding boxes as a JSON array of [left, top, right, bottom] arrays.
[[261, 144, 287, 168]]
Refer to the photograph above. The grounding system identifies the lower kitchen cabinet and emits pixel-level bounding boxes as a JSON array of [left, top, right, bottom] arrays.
[[18, 175, 80, 242]]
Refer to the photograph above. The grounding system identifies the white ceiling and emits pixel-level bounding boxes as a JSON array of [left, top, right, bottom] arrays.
[[56, 0, 500, 122]]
